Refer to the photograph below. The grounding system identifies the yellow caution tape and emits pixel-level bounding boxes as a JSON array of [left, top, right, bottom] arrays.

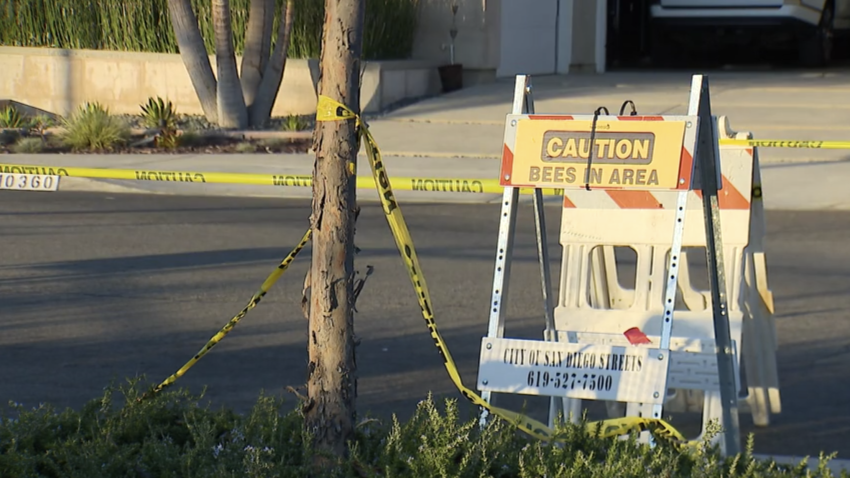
[[142, 228, 312, 399], [1, 137, 843, 201], [316, 95, 698, 450], [0, 162, 564, 196], [720, 138, 850, 149], [0, 163, 297, 186]]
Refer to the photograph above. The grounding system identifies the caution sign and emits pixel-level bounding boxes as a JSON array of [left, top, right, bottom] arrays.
[[501, 115, 698, 191]]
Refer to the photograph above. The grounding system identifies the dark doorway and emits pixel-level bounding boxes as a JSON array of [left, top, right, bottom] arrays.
[[606, 0, 653, 69]]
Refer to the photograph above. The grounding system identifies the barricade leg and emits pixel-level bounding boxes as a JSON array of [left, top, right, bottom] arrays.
[[677, 249, 710, 311], [665, 250, 709, 415], [741, 250, 782, 424], [755, 251, 782, 414], [749, 148, 782, 416], [558, 243, 591, 425], [588, 247, 632, 419]]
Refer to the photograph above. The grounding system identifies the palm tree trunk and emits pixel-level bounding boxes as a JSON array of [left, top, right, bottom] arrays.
[[258, 0, 275, 72], [166, 0, 218, 123], [250, 0, 294, 128], [212, 0, 248, 129], [240, 0, 274, 111]]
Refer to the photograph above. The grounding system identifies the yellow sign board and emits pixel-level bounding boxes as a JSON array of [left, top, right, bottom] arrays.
[[501, 117, 693, 191]]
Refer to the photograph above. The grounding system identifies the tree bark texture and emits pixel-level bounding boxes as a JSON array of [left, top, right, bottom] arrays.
[[250, 0, 294, 127], [166, 0, 218, 123], [240, 0, 273, 111], [212, 0, 249, 129], [304, 0, 365, 465]]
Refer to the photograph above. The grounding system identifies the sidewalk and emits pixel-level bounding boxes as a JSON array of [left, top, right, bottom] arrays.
[[368, 71, 850, 165], [2, 71, 850, 207]]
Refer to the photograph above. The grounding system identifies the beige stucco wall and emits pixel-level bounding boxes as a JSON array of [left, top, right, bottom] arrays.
[[0, 46, 440, 118]]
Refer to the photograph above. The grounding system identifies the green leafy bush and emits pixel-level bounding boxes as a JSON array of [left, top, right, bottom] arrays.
[[60, 102, 131, 151], [282, 114, 310, 132], [177, 130, 204, 148], [235, 141, 257, 153], [11, 137, 45, 153], [140, 96, 179, 148], [1, 0, 420, 60], [27, 114, 55, 137], [0, 380, 846, 478], [139, 97, 177, 129], [0, 105, 26, 128], [0, 129, 21, 146]]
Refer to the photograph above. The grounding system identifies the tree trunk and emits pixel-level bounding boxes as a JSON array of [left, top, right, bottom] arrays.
[[250, 0, 294, 128], [212, 0, 249, 129], [304, 0, 365, 467], [166, 0, 218, 124], [240, 0, 274, 112]]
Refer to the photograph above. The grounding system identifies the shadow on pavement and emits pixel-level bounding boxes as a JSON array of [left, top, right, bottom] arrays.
[[2, 193, 850, 459]]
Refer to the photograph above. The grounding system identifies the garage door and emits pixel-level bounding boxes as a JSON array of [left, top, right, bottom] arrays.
[[497, 0, 559, 77]]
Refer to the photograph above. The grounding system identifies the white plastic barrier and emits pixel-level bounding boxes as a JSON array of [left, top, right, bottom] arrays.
[[476, 74, 770, 457], [580, 116, 781, 430]]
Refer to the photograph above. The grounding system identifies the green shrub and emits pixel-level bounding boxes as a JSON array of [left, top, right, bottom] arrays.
[[139, 96, 177, 130], [361, 0, 420, 60], [282, 114, 310, 132], [27, 114, 55, 137], [0, 129, 21, 146], [176, 130, 203, 148], [0, 105, 26, 128], [60, 102, 131, 151], [0, 380, 846, 478], [140, 96, 179, 148], [259, 137, 294, 150], [11, 137, 45, 153], [235, 141, 257, 153], [1, 0, 420, 60]]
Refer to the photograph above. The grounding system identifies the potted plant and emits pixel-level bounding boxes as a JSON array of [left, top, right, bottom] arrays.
[[438, 3, 463, 93]]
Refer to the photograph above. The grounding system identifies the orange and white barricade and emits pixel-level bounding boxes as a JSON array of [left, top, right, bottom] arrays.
[[657, 116, 781, 425], [580, 115, 781, 429], [475, 74, 768, 457]]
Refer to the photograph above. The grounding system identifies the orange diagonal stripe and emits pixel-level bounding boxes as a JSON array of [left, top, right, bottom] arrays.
[[606, 190, 663, 209]]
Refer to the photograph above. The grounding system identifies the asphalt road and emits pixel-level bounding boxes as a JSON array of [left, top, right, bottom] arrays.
[[1, 190, 849, 458]]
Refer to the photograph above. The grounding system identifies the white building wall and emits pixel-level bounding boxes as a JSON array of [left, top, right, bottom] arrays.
[[496, 0, 559, 77], [410, 0, 605, 82]]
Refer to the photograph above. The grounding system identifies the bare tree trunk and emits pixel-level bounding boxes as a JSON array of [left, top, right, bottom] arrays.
[[212, 0, 249, 129], [166, 0, 218, 123], [304, 0, 365, 467], [240, 0, 274, 111], [250, 0, 294, 127]]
